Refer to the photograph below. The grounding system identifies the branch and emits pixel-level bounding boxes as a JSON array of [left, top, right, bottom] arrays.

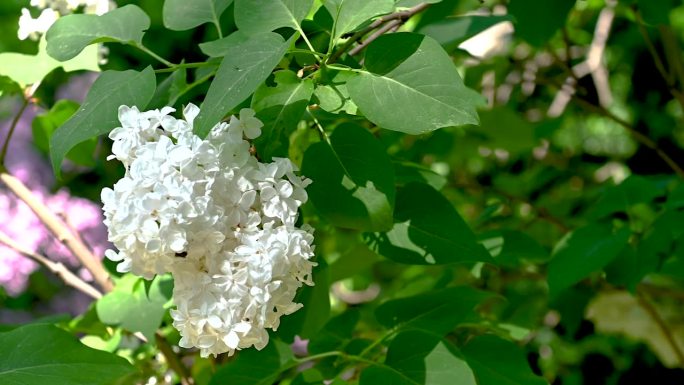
[[0, 230, 102, 300], [327, 2, 431, 64], [571, 97, 684, 179], [156, 332, 194, 385], [0, 97, 30, 168], [0, 172, 114, 291]]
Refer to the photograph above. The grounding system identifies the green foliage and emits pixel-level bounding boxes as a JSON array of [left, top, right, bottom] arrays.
[[0, 37, 99, 87], [302, 123, 395, 231], [96, 274, 173, 341], [366, 183, 493, 265], [46, 5, 150, 61], [194, 32, 289, 137], [347, 33, 479, 134], [49, 67, 156, 178], [251, 70, 314, 160], [324, 0, 394, 43], [208, 340, 295, 385], [163, 0, 232, 31], [234, 0, 312, 34], [0, 324, 135, 385], [5, 0, 684, 384]]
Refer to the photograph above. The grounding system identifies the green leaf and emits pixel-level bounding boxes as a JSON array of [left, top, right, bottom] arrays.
[[308, 309, 360, 354], [0, 37, 99, 88], [418, 15, 513, 51], [508, 0, 575, 46], [234, 0, 313, 34], [361, 330, 477, 385], [589, 175, 664, 219], [251, 70, 314, 161], [347, 33, 479, 134], [313, 71, 358, 115], [148, 68, 189, 108], [375, 286, 495, 335], [476, 107, 537, 153], [547, 224, 631, 298], [194, 32, 289, 137], [393, 162, 447, 191], [46, 5, 150, 61], [365, 183, 494, 265], [49, 67, 156, 179], [395, 0, 442, 7], [32, 100, 97, 167], [636, 0, 672, 25], [0, 324, 135, 385], [479, 229, 549, 267], [208, 340, 294, 385], [301, 123, 395, 231], [199, 31, 250, 57], [96, 274, 173, 341], [461, 335, 548, 385], [276, 259, 330, 340], [324, 0, 394, 42], [163, 0, 232, 31]]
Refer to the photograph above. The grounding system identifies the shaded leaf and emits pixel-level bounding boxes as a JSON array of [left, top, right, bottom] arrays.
[[0, 323, 135, 385], [347, 33, 479, 134], [46, 5, 149, 61], [301, 123, 395, 231], [365, 183, 494, 265], [32, 99, 97, 167], [461, 335, 548, 385], [547, 224, 631, 298], [208, 340, 294, 385], [418, 15, 513, 51], [508, 0, 575, 46], [375, 286, 495, 335], [199, 31, 250, 57]]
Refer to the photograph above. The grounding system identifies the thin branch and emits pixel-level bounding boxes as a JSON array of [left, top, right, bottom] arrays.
[[0, 97, 30, 168], [327, 2, 430, 64], [348, 19, 402, 57], [0, 173, 114, 291], [636, 290, 684, 367], [134, 43, 175, 68], [156, 332, 194, 385], [0, 230, 102, 300], [571, 97, 684, 179]]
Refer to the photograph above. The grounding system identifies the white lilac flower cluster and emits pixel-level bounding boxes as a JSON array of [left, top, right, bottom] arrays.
[[18, 0, 114, 41], [101, 104, 316, 357]]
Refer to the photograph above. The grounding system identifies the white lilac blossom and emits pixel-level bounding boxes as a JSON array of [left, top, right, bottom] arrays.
[[102, 104, 315, 357], [18, 0, 114, 41]]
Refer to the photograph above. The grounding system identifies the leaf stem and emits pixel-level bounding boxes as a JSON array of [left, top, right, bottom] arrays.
[[297, 27, 321, 63], [155, 62, 215, 74], [307, 108, 330, 145], [135, 43, 175, 67], [156, 332, 194, 385], [0, 96, 30, 168]]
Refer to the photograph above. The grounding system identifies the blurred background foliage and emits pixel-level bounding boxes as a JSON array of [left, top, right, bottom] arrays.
[[2, 0, 684, 384]]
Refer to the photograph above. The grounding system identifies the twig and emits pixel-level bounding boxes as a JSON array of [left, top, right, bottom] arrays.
[[348, 19, 402, 56], [156, 332, 194, 385], [0, 230, 102, 300], [0, 97, 30, 167], [327, 2, 430, 64], [636, 290, 684, 367], [0, 173, 114, 291]]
